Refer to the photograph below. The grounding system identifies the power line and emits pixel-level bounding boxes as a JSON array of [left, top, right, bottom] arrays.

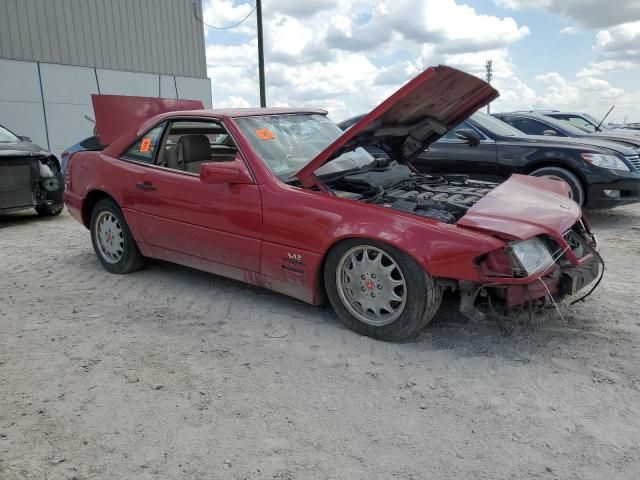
[[193, 1, 256, 30]]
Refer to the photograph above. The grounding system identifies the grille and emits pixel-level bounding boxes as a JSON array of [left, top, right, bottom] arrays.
[[627, 155, 640, 171], [0, 164, 35, 210]]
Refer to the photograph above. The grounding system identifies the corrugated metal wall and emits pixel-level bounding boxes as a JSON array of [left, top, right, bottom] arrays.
[[0, 0, 207, 78]]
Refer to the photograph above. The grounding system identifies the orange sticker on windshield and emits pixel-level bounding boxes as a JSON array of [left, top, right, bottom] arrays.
[[140, 137, 152, 153], [255, 128, 275, 140]]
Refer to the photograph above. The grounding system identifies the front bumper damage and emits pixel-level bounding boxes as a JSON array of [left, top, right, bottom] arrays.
[[460, 220, 603, 321], [0, 156, 63, 213]]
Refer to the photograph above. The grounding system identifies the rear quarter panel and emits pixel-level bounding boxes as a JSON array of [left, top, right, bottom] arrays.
[[64, 150, 123, 226]]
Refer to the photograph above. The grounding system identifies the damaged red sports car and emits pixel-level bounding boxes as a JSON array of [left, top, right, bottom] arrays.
[[64, 65, 602, 341]]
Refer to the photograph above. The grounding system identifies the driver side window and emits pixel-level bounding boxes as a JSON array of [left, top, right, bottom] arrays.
[[157, 120, 238, 174], [506, 118, 559, 136]]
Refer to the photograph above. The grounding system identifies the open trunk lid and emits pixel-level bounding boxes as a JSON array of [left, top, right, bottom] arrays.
[[457, 174, 580, 240], [295, 65, 498, 186], [92, 94, 204, 145]]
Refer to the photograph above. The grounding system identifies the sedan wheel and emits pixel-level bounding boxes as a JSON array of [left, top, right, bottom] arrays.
[[530, 166, 585, 206], [94, 211, 125, 264], [336, 246, 407, 326], [325, 239, 443, 341], [90, 198, 145, 274]]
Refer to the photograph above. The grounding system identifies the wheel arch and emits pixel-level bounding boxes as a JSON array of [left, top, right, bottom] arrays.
[[81, 189, 118, 228], [315, 234, 437, 304], [521, 159, 589, 204]]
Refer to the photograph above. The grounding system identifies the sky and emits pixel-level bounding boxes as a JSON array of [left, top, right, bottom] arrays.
[[202, 0, 640, 124]]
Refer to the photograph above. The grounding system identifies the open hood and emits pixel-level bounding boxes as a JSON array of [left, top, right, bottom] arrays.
[[296, 65, 498, 186], [457, 175, 580, 240], [92, 94, 204, 145]]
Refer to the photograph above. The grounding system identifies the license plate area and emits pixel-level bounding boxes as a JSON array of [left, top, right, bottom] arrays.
[[560, 261, 599, 296]]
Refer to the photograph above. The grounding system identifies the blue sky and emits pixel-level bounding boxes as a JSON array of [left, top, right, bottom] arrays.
[[202, 1, 640, 123]]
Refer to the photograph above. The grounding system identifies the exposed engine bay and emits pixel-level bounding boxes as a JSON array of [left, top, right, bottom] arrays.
[[328, 164, 497, 223], [0, 155, 64, 214]]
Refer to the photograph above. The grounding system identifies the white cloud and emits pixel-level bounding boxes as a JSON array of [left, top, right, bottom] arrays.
[[494, 0, 640, 28], [560, 26, 578, 34], [491, 71, 639, 123], [573, 22, 640, 77], [202, 0, 640, 123], [202, 0, 531, 120], [595, 21, 640, 61], [325, 0, 529, 53]]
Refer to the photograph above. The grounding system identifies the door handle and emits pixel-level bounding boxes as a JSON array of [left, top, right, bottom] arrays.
[[136, 181, 157, 191]]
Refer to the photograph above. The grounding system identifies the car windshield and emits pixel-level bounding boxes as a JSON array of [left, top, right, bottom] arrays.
[[471, 112, 522, 137], [545, 117, 592, 135], [0, 125, 20, 143], [234, 114, 376, 179], [583, 113, 610, 130]]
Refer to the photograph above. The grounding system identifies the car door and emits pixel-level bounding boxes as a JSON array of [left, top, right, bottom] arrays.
[[413, 120, 499, 180], [117, 118, 262, 273]]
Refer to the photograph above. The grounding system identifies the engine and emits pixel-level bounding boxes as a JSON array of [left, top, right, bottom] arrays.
[[329, 164, 498, 224]]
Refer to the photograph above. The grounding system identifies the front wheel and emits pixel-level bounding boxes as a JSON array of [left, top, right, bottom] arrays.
[[324, 240, 442, 341], [89, 198, 145, 274], [530, 166, 585, 206]]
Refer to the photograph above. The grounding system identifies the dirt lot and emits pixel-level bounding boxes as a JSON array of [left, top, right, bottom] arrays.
[[1, 205, 639, 480]]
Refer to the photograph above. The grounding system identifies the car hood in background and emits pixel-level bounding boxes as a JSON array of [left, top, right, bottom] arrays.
[[586, 131, 640, 147], [0, 141, 50, 157], [92, 94, 205, 145], [295, 65, 498, 186], [457, 174, 580, 240], [501, 134, 638, 156]]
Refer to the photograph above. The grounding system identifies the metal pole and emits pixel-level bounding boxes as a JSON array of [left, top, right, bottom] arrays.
[[36, 62, 51, 152], [256, 0, 266, 107], [485, 60, 493, 114]]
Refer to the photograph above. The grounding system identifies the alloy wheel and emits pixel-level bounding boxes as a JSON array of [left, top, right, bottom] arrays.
[[94, 211, 125, 264], [336, 246, 407, 326]]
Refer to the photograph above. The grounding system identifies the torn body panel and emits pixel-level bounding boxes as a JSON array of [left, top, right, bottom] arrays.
[[0, 152, 63, 214]]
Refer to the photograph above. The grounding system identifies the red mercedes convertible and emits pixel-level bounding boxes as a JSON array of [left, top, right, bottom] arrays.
[[64, 66, 601, 340]]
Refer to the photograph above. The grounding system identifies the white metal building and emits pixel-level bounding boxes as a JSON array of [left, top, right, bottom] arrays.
[[0, 0, 212, 157]]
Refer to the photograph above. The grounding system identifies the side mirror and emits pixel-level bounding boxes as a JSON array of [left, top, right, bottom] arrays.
[[455, 129, 481, 146], [18, 135, 32, 142], [200, 160, 253, 185], [543, 129, 558, 136]]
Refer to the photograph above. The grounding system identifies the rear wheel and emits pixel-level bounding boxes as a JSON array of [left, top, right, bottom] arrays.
[[324, 239, 442, 341], [90, 198, 145, 274], [530, 166, 585, 206]]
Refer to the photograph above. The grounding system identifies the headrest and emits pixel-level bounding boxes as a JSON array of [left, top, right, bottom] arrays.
[[179, 134, 210, 164]]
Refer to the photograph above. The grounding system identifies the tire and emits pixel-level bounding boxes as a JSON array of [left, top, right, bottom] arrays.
[[529, 166, 585, 206], [35, 203, 63, 217], [89, 198, 145, 274], [324, 239, 442, 341]]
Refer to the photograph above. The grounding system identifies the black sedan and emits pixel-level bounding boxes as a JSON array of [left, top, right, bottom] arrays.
[[0, 124, 64, 216], [338, 112, 640, 209], [494, 111, 640, 152]]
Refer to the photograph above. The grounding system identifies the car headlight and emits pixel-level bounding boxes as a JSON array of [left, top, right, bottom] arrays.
[[581, 153, 630, 171], [506, 238, 555, 277]]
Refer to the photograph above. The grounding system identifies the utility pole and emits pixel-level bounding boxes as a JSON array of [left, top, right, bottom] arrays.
[[485, 59, 493, 114], [256, 0, 266, 107]]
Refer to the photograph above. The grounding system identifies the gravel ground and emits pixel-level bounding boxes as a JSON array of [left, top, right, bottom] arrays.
[[1, 205, 639, 480]]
